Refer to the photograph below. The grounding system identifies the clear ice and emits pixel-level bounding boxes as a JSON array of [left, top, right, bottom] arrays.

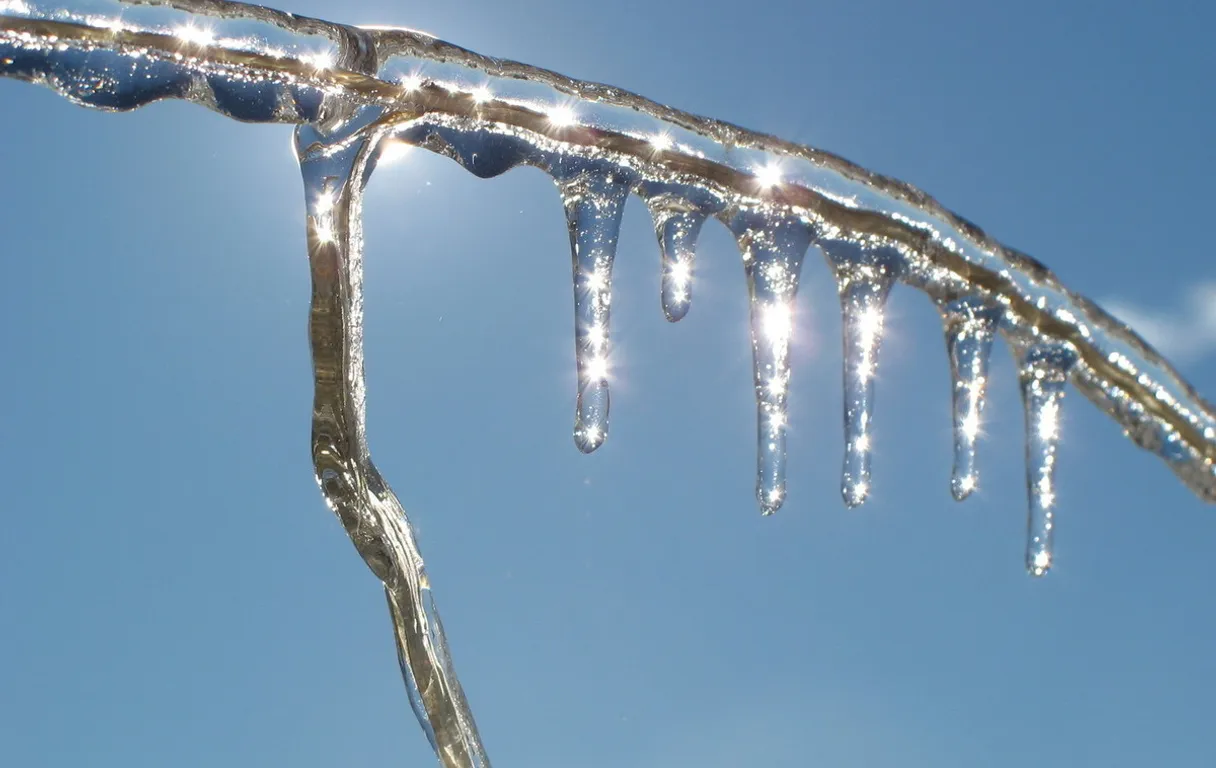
[[823, 242, 900, 508], [556, 161, 632, 453], [1018, 343, 1077, 576], [727, 208, 813, 513], [653, 208, 702, 322], [4, 1, 1216, 766], [941, 296, 1001, 500], [641, 186, 718, 322]]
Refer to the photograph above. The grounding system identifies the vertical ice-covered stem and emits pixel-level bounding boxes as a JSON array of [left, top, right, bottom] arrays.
[[1019, 342, 1077, 577], [822, 242, 899, 508], [556, 162, 631, 453], [727, 208, 814, 514], [941, 297, 1001, 500], [297, 119, 490, 768]]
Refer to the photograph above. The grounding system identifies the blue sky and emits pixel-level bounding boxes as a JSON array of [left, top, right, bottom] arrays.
[[1, 0, 1214, 766]]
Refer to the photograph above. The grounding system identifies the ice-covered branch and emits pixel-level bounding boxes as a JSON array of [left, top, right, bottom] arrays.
[[3, 1, 1213, 766], [3, 2, 1209, 505]]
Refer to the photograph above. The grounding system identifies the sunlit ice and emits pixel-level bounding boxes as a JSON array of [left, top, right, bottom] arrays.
[[546, 102, 578, 127], [174, 23, 215, 47], [309, 50, 336, 71], [960, 407, 983, 442], [855, 304, 884, 344], [313, 218, 335, 244], [314, 190, 335, 216], [584, 267, 608, 293], [471, 84, 493, 104], [667, 259, 691, 287], [956, 474, 978, 496], [753, 161, 784, 189], [649, 132, 674, 153], [583, 355, 610, 384], [1037, 397, 1061, 441], [761, 302, 793, 346], [399, 71, 424, 92], [585, 324, 607, 350], [378, 140, 414, 166], [0, 4, 1213, 768], [1031, 549, 1053, 576]]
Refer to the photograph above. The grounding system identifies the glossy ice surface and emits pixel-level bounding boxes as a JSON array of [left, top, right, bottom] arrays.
[[2, 2, 1213, 767]]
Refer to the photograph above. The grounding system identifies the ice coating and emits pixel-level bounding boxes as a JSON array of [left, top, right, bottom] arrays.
[[5, 1, 1216, 765], [941, 297, 1001, 500], [1, 3, 1213, 505], [556, 161, 632, 452], [1019, 343, 1077, 577], [295, 93, 490, 768], [727, 208, 814, 514]]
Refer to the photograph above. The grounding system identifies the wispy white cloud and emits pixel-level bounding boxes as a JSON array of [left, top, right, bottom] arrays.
[[1103, 282, 1216, 362]]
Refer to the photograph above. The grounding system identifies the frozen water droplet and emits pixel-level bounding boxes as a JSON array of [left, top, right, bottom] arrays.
[[821, 242, 899, 508], [941, 297, 1001, 500], [726, 208, 815, 513], [556, 163, 632, 453], [1019, 343, 1077, 577]]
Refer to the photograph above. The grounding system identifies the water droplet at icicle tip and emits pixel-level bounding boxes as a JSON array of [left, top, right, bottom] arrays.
[[558, 165, 632, 454], [823, 242, 899, 509], [728, 209, 815, 515], [943, 297, 1001, 501], [1019, 343, 1077, 577]]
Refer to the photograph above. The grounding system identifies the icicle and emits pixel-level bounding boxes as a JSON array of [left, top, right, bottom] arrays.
[[555, 165, 632, 453], [821, 242, 899, 508], [726, 208, 815, 514], [1019, 343, 1077, 577], [639, 185, 721, 323], [656, 209, 703, 322], [941, 297, 1001, 500], [648, 205, 705, 322]]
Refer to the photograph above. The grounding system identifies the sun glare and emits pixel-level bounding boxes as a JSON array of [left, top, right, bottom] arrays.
[[754, 162, 784, 189], [174, 24, 215, 46], [547, 104, 577, 127]]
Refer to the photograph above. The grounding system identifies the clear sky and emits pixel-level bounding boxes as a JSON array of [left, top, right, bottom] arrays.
[[1, 0, 1214, 766]]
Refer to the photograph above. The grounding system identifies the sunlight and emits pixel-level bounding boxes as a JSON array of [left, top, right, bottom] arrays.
[[174, 24, 215, 46], [754, 161, 784, 189], [547, 103, 577, 127]]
